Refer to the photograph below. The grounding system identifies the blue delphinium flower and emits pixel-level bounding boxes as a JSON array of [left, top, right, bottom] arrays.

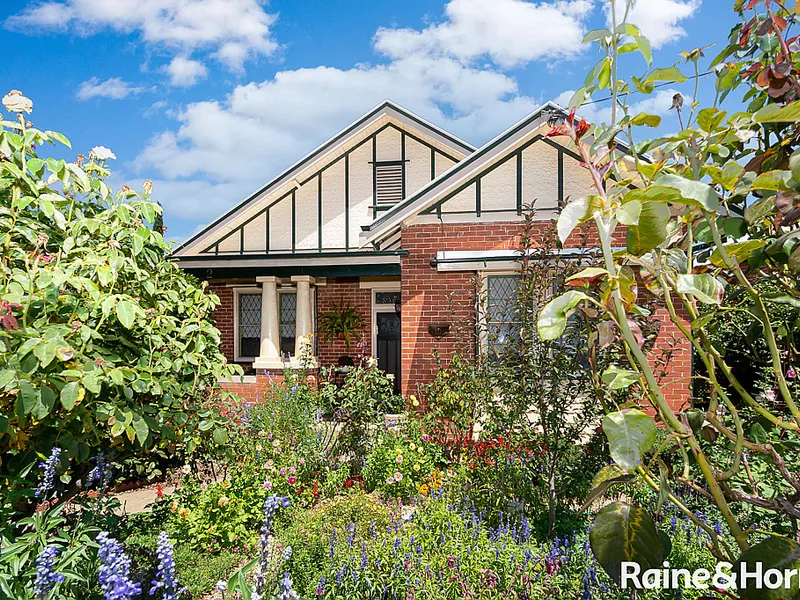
[[149, 531, 180, 600], [86, 451, 111, 489], [315, 576, 326, 596], [34, 545, 65, 599], [35, 447, 62, 498], [97, 531, 141, 600], [277, 572, 299, 600], [254, 496, 290, 594]]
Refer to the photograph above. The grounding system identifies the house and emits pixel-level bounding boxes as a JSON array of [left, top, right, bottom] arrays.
[[173, 101, 691, 409]]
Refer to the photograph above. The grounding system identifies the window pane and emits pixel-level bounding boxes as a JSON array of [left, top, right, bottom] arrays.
[[239, 293, 261, 359], [280, 293, 297, 355], [486, 276, 519, 356], [375, 291, 401, 305]]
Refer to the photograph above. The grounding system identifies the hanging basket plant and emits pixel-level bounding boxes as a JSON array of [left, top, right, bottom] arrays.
[[318, 301, 364, 351]]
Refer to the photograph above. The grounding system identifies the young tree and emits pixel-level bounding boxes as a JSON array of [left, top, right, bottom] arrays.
[[538, 0, 800, 593]]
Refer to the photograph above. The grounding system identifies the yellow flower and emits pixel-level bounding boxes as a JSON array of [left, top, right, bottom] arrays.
[[413, 463, 421, 472], [409, 443, 416, 451], [395, 448, 403, 454], [222, 480, 230, 489], [170, 501, 179, 512], [419, 484, 430, 496], [418, 447, 424, 453], [178, 507, 190, 518], [218, 496, 230, 507], [411, 395, 420, 407]]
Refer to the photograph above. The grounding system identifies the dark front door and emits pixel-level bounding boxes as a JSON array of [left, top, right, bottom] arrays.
[[376, 312, 401, 394]]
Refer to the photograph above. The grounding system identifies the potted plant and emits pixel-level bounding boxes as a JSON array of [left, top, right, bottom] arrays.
[[318, 301, 364, 365]]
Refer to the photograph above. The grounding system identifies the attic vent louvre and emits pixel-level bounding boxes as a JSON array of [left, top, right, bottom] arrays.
[[375, 162, 404, 205]]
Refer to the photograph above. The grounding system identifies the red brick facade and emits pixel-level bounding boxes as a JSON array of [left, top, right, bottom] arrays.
[[207, 220, 692, 413], [316, 277, 372, 367]]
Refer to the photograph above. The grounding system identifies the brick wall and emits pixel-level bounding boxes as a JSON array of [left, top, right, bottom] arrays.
[[316, 277, 372, 367], [208, 284, 235, 365], [399, 220, 692, 412]]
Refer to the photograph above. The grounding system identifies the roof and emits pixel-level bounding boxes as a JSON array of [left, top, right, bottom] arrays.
[[359, 101, 568, 247], [173, 100, 476, 257]]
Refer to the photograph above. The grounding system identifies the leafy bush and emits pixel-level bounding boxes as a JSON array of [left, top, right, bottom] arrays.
[[278, 491, 391, 595], [363, 423, 441, 500], [0, 92, 240, 497]]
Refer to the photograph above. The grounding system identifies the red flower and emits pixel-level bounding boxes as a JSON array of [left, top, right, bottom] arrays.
[[155, 484, 164, 499], [574, 118, 590, 139], [288, 476, 297, 485]]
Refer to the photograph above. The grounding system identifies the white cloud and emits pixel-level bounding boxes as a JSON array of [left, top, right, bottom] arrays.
[[607, 0, 700, 48], [164, 56, 209, 86], [375, 0, 595, 68], [76, 77, 143, 100], [7, 0, 278, 73]]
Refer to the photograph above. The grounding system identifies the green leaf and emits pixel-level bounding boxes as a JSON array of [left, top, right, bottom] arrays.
[[654, 174, 720, 211], [626, 201, 669, 255], [634, 36, 652, 66], [18, 381, 38, 416], [629, 113, 661, 128], [537, 291, 589, 340], [603, 409, 657, 472], [566, 267, 608, 282], [754, 102, 800, 123], [709, 240, 766, 267], [213, 427, 229, 445], [685, 409, 705, 435], [601, 366, 641, 390], [616, 200, 642, 226], [590, 502, 665, 585], [581, 466, 634, 511], [645, 67, 687, 83], [557, 197, 590, 244], [132, 417, 149, 446], [676, 274, 724, 305], [115, 300, 137, 329], [60, 382, 81, 411], [752, 170, 792, 191], [45, 131, 71, 148], [697, 107, 727, 132], [733, 536, 800, 600], [745, 196, 775, 224], [33, 386, 56, 420], [582, 28, 611, 43], [33, 341, 57, 368]]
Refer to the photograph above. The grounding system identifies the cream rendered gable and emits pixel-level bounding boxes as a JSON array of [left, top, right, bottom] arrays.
[[360, 102, 600, 248], [174, 102, 472, 259]]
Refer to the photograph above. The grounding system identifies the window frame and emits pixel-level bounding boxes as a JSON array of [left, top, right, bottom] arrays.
[[278, 289, 298, 357], [233, 287, 262, 363], [479, 272, 522, 358]]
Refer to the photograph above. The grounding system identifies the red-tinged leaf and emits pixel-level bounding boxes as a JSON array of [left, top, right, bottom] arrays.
[[743, 61, 763, 78], [744, 0, 760, 9], [546, 126, 568, 138], [0, 314, 18, 330], [627, 319, 645, 348], [756, 17, 773, 36], [757, 67, 771, 87], [774, 14, 787, 30]]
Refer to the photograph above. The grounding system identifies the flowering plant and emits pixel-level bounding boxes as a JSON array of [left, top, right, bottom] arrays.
[[363, 427, 439, 499]]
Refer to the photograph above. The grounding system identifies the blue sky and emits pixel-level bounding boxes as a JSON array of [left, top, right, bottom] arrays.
[[1, 0, 735, 242]]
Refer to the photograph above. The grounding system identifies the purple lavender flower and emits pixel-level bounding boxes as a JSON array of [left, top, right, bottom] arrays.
[[149, 531, 180, 600], [35, 447, 61, 498], [86, 451, 111, 489], [255, 496, 290, 593], [315, 576, 326, 596], [97, 532, 141, 600], [34, 545, 65, 599]]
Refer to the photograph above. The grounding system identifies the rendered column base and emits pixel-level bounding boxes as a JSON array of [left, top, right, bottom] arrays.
[[252, 357, 319, 370]]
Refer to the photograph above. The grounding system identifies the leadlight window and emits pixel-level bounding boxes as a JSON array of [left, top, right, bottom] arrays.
[[375, 291, 401, 305], [238, 293, 262, 360], [486, 275, 520, 357], [279, 292, 297, 356]]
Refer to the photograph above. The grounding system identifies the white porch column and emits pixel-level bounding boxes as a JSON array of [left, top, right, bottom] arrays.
[[253, 276, 282, 370], [291, 276, 315, 361]]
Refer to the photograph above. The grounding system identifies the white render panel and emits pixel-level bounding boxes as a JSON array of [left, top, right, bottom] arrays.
[[349, 142, 374, 248], [481, 156, 517, 211], [295, 176, 319, 250], [269, 197, 292, 251], [435, 154, 456, 177], [243, 212, 267, 252], [322, 159, 347, 249], [440, 182, 476, 213], [522, 142, 559, 210], [218, 229, 240, 253], [563, 155, 595, 203], [406, 137, 432, 197], [376, 127, 402, 162]]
